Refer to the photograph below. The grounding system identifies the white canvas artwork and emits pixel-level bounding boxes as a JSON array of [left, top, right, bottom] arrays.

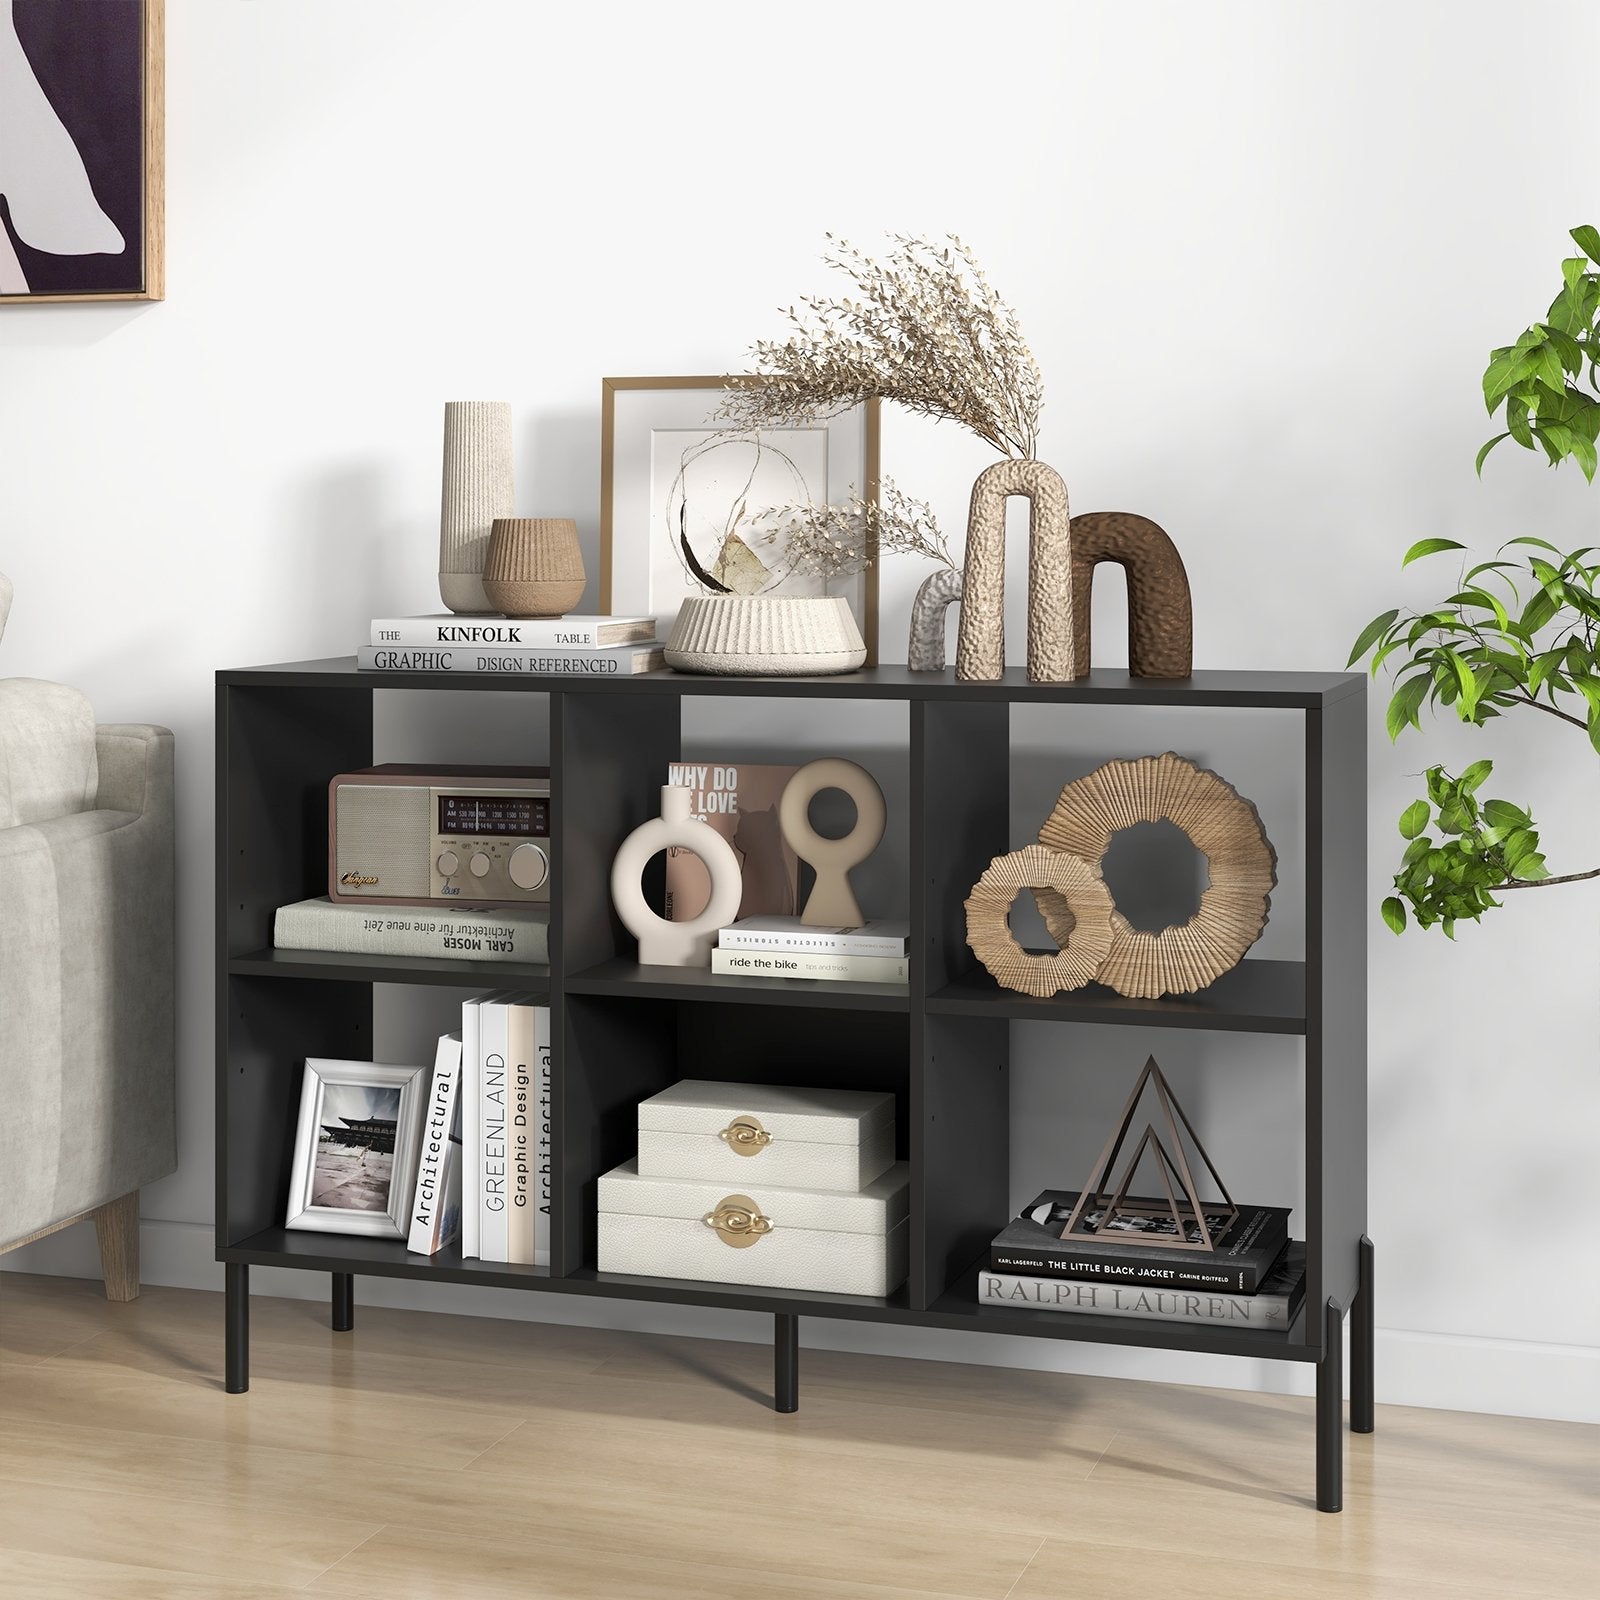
[[604, 383, 872, 645]]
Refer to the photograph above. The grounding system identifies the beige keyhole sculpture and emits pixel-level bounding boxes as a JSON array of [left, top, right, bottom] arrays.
[[611, 786, 743, 966], [778, 758, 886, 928]]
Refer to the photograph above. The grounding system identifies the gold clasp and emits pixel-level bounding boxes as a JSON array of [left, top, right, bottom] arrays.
[[703, 1194, 773, 1248], [718, 1114, 772, 1156]]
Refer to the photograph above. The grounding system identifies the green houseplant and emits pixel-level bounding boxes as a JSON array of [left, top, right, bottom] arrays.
[[1350, 225, 1600, 936]]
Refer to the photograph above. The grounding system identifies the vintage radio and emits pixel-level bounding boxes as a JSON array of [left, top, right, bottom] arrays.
[[328, 765, 552, 907]]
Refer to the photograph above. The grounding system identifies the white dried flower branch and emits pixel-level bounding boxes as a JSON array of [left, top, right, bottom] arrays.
[[717, 233, 1044, 460], [751, 477, 957, 582]]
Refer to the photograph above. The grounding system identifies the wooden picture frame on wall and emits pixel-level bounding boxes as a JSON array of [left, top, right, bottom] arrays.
[[599, 376, 882, 663], [1, 0, 165, 303]]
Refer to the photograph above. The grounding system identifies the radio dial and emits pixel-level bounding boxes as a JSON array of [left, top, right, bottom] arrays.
[[468, 851, 492, 878], [509, 842, 549, 891], [436, 850, 459, 877]]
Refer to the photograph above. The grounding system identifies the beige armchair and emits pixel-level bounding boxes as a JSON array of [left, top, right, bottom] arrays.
[[0, 574, 175, 1298]]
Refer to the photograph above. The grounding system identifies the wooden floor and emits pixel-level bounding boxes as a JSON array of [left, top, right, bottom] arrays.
[[0, 1273, 1593, 1598]]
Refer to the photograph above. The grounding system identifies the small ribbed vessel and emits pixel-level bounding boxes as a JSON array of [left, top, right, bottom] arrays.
[[482, 518, 586, 618], [664, 595, 867, 676]]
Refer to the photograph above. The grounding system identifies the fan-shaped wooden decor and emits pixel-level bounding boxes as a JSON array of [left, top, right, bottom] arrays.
[[1035, 754, 1276, 999], [964, 844, 1114, 997]]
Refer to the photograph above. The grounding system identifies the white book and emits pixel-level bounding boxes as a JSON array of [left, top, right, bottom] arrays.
[[273, 898, 549, 965], [535, 1025, 551, 1267], [506, 1000, 537, 1266], [407, 1034, 464, 1256], [710, 947, 910, 985], [478, 996, 512, 1263], [460, 996, 484, 1258], [371, 614, 654, 648], [718, 915, 909, 958], [358, 644, 664, 676]]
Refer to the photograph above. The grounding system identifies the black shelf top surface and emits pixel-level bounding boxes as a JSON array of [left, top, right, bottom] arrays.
[[927, 959, 1307, 1034], [565, 958, 912, 1012], [218, 658, 1362, 709], [216, 1231, 1314, 1358], [229, 948, 551, 990]]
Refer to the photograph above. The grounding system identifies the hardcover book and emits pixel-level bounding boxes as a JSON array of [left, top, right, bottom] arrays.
[[273, 898, 549, 965], [718, 915, 909, 958], [664, 763, 800, 922], [477, 996, 511, 1263], [506, 1002, 547, 1266], [710, 947, 910, 985], [407, 1033, 464, 1256], [978, 1242, 1305, 1328], [371, 615, 654, 648], [989, 1189, 1291, 1294], [357, 644, 664, 676]]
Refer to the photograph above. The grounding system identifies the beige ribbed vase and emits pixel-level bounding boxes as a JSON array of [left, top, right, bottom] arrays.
[[483, 518, 586, 618], [438, 401, 514, 615], [664, 596, 866, 676]]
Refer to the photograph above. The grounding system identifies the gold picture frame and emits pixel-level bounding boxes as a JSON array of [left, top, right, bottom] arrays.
[[1, 0, 165, 304], [600, 376, 881, 664]]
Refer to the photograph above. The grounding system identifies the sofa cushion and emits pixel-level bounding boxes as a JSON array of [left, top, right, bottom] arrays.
[[0, 679, 99, 828]]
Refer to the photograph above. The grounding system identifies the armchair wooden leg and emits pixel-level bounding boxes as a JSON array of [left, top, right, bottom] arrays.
[[92, 1191, 140, 1302]]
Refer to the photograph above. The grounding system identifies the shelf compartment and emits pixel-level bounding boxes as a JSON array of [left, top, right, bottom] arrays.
[[927, 958, 1306, 1035], [565, 958, 910, 1012], [924, 1266, 1315, 1361], [229, 947, 550, 991]]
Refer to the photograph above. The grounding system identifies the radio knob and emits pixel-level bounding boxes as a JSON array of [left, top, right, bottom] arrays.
[[509, 843, 548, 891], [436, 850, 460, 877], [468, 851, 492, 878]]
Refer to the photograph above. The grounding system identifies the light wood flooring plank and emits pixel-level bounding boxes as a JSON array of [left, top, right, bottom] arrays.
[[0, 1548, 312, 1600]]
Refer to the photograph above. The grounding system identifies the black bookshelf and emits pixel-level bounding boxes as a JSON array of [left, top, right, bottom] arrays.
[[215, 660, 1372, 1513]]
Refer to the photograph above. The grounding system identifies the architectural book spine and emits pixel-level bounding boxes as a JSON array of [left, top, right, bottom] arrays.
[[506, 1001, 535, 1266], [977, 1273, 1296, 1327], [273, 901, 549, 965], [534, 1025, 551, 1267], [357, 645, 664, 675], [710, 948, 910, 984], [987, 1247, 1267, 1294], [478, 998, 510, 1263], [408, 1034, 464, 1255], [371, 618, 650, 648]]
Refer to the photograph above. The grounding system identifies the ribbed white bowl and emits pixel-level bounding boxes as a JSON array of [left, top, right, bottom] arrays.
[[664, 596, 867, 676]]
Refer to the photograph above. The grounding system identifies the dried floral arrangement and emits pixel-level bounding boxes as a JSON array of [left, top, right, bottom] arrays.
[[716, 233, 1044, 583]]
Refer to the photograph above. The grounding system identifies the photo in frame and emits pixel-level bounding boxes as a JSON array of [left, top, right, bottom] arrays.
[[285, 1059, 427, 1240], [1, 0, 165, 302], [599, 377, 881, 661]]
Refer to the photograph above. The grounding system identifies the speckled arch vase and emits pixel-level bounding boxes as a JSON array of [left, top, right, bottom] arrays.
[[907, 568, 963, 672]]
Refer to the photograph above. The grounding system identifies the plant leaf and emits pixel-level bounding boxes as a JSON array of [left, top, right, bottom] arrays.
[[1347, 608, 1399, 668], [1398, 800, 1431, 839], [1402, 538, 1466, 567]]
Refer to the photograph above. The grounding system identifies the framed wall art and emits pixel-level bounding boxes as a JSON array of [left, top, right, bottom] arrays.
[[285, 1059, 427, 1240], [1, 0, 165, 302], [600, 376, 881, 661]]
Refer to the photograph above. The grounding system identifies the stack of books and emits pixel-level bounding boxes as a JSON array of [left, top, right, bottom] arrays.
[[710, 915, 910, 985], [978, 1189, 1306, 1329], [275, 896, 549, 965], [360, 614, 664, 676], [406, 993, 550, 1261]]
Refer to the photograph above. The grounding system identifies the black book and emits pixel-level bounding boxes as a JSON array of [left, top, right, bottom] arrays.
[[988, 1189, 1291, 1294]]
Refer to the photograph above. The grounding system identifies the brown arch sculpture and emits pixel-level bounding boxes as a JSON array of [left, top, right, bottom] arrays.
[[1068, 512, 1192, 679], [954, 459, 1074, 683]]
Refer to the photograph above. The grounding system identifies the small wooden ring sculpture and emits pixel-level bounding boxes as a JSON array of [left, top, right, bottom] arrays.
[[964, 845, 1115, 997], [778, 758, 886, 928], [1036, 753, 1276, 998]]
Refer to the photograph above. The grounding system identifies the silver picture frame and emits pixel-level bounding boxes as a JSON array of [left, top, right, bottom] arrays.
[[285, 1058, 427, 1240]]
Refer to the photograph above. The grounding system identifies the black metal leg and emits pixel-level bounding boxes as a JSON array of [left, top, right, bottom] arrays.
[[332, 1272, 354, 1332], [1351, 1236, 1374, 1434], [1316, 1298, 1343, 1512], [225, 1262, 249, 1394], [774, 1313, 798, 1413]]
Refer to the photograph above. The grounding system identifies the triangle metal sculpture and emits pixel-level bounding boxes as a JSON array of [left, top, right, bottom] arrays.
[[1057, 1056, 1241, 1252]]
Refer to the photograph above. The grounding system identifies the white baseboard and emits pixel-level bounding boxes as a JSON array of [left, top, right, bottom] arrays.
[[5, 1217, 1594, 1424]]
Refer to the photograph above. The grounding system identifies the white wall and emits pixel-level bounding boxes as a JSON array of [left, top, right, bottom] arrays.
[[3, 0, 1596, 1422]]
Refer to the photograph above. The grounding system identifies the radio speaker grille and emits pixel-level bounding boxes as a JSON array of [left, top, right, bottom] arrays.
[[334, 784, 430, 896]]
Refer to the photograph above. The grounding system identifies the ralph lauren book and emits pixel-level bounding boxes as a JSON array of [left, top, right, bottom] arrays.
[[988, 1190, 1291, 1294]]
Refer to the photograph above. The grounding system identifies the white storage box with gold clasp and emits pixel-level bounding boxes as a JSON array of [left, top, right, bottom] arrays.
[[634, 1080, 894, 1193], [597, 1158, 910, 1296]]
